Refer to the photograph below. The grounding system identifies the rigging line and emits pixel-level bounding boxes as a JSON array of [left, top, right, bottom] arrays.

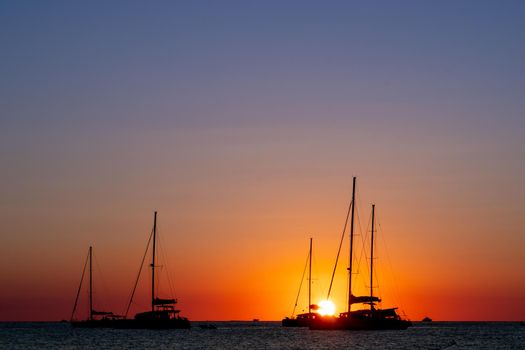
[[371, 216, 382, 304], [311, 246, 322, 302], [354, 193, 374, 297], [379, 225, 393, 309], [377, 221, 395, 304], [152, 223, 159, 298], [93, 251, 111, 312], [371, 212, 382, 303], [157, 230, 167, 295], [151, 230, 162, 298], [158, 227, 177, 299], [378, 220, 405, 312], [355, 204, 368, 287], [162, 241, 176, 298], [356, 208, 372, 293], [291, 248, 310, 317], [314, 249, 323, 300], [352, 192, 364, 290], [326, 195, 353, 300], [345, 263, 350, 308], [352, 195, 363, 291], [371, 214, 381, 300], [71, 248, 90, 321], [125, 227, 154, 318]]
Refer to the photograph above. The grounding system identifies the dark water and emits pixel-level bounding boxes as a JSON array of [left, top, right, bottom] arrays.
[[1, 321, 524, 349]]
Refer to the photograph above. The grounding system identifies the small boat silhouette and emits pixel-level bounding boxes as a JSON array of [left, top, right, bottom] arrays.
[[70, 246, 125, 328], [282, 238, 318, 327]]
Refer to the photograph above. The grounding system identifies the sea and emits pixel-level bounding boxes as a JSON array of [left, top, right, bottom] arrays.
[[1, 321, 524, 350]]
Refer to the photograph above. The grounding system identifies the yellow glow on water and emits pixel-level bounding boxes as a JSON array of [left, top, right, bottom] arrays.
[[318, 300, 336, 316]]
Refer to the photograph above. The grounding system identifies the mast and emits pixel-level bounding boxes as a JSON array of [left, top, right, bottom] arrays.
[[151, 211, 157, 313], [89, 246, 93, 321], [370, 204, 375, 312], [347, 176, 356, 313], [308, 237, 312, 315]]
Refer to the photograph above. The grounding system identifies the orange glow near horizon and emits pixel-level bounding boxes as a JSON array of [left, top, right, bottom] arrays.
[[2, 187, 525, 322], [1, 128, 525, 322]]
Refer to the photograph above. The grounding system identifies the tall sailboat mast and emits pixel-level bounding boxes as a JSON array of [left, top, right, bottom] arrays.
[[151, 211, 157, 313], [347, 176, 356, 313], [308, 237, 312, 315], [89, 246, 93, 321], [370, 204, 375, 312]]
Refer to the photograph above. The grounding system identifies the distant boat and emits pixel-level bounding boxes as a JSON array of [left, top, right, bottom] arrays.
[[282, 238, 318, 327], [422, 316, 432, 322], [70, 246, 124, 328], [310, 177, 412, 330]]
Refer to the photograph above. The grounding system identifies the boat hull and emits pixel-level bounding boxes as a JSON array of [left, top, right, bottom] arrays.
[[111, 318, 191, 329], [282, 318, 310, 327], [71, 319, 121, 328], [310, 316, 412, 330], [282, 312, 317, 327], [71, 318, 191, 329]]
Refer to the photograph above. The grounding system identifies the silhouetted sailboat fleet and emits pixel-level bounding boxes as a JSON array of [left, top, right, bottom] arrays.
[[71, 177, 411, 331], [284, 177, 412, 330], [71, 212, 190, 329]]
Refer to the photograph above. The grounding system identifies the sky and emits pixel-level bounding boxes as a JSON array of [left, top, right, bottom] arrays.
[[1, 0, 524, 321]]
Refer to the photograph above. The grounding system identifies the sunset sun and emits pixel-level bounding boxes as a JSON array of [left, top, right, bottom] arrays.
[[317, 300, 336, 316]]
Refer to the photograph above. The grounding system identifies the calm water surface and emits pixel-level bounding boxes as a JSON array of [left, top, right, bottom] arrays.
[[1, 322, 524, 349]]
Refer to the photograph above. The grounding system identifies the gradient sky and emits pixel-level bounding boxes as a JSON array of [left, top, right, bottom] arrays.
[[1, 0, 524, 321]]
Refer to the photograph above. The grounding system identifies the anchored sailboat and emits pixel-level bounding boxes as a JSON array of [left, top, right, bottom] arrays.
[[116, 211, 191, 329], [282, 238, 318, 327], [71, 246, 123, 328], [70, 212, 190, 329], [310, 177, 412, 330]]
